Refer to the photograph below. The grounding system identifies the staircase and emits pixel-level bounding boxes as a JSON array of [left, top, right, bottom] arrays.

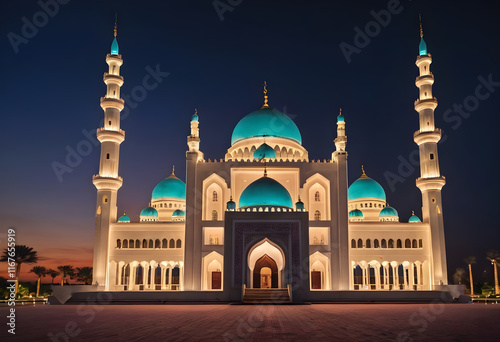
[[242, 288, 291, 304]]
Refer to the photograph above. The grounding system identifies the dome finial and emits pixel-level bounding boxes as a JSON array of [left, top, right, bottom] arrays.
[[171, 165, 175, 175], [114, 14, 118, 37], [361, 164, 366, 175], [261, 81, 269, 108], [412, 210, 415, 215]]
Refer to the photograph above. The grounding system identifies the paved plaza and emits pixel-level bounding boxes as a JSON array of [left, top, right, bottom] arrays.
[[2, 303, 500, 341]]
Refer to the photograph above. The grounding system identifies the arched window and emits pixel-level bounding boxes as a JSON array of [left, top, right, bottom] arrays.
[[369, 203, 372, 208], [366, 239, 371, 248], [123, 239, 128, 248], [116, 239, 121, 248], [215, 235, 220, 245], [135, 265, 143, 285], [160, 203, 163, 208], [212, 210, 218, 221], [162, 238, 168, 248], [129, 239, 134, 248], [172, 266, 180, 285], [142, 239, 147, 248], [135, 239, 140, 248], [169, 203, 172, 208], [419, 239, 423, 248], [397, 239, 402, 248], [155, 239, 161, 248], [176, 239, 182, 248], [388, 239, 394, 248], [209, 235, 213, 245], [314, 210, 321, 220], [351, 239, 356, 248], [412, 239, 417, 248], [357, 239, 363, 248], [169, 239, 175, 248], [374, 239, 380, 248], [314, 191, 320, 202], [405, 239, 411, 248], [381, 239, 387, 248], [212, 191, 218, 202]]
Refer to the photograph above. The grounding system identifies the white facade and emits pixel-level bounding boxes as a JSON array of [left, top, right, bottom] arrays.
[[92, 29, 448, 301]]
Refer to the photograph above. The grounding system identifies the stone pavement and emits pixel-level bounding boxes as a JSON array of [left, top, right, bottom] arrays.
[[1, 303, 500, 341]]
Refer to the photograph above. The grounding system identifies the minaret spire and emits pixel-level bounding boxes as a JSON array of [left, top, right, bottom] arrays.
[[334, 107, 347, 155], [114, 14, 117, 37], [419, 13, 423, 38]]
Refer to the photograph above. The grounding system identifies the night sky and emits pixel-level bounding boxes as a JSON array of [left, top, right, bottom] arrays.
[[1, 0, 499, 283]]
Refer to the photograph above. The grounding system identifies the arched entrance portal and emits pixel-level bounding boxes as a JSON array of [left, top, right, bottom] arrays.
[[248, 239, 285, 289], [253, 255, 278, 288]]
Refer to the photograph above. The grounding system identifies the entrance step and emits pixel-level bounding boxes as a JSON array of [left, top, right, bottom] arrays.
[[242, 288, 291, 304]]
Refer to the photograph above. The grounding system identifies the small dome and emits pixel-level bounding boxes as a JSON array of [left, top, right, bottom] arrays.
[[231, 107, 302, 145], [349, 209, 364, 217], [254, 143, 276, 159], [419, 37, 427, 56], [409, 212, 422, 223], [111, 37, 119, 55], [295, 196, 304, 210], [117, 213, 130, 223], [172, 209, 185, 217], [380, 206, 398, 217], [152, 169, 186, 200], [239, 176, 293, 208], [348, 169, 386, 201], [227, 197, 236, 210], [192, 113, 199, 122], [337, 114, 344, 122], [140, 206, 158, 217]]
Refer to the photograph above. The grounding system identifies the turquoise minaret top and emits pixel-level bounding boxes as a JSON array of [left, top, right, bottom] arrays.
[[418, 16, 427, 55], [110, 18, 119, 55]]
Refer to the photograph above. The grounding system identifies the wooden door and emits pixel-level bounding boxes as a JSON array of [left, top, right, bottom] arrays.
[[311, 271, 322, 289], [212, 271, 221, 289]]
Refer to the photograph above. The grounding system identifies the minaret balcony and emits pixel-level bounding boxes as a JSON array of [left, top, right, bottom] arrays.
[[414, 98, 438, 111], [92, 174, 123, 191], [415, 74, 434, 87], [414, 129, 441, 145], [97, 128, 125, 144], [100, 97, 125, 111], [415, 54, 432, 66], [103, 72, 124, 86], [106, 54, 123, 66], [416, 176, 446, 191]]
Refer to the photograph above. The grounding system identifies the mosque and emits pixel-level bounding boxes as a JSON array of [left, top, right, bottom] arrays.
[[90, 22, 450, 302]]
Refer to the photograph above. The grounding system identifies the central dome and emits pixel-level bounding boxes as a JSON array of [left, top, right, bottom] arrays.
[[239, 176, 293, 208], [152, 170, 186, 200], [231, 107, 302, 145], [348, 170, 386, 201]]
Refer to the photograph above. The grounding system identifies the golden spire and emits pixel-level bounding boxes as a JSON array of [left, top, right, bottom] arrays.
[[114, 14, 117, 37], [194, 108, 197, 115], [261, 81, 269, 108], [360, 165, 368, 178], [419, 14, 423, 38], [412, 210, 415, 215], [123, 210, 126, 215]]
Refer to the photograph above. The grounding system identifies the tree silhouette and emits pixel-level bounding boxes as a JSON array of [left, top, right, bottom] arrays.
[[46, 269, 60, 285], [486, 250, 500, 294], [1, 244, 38, 295], [30, 266, 47, 297], [464, 256, 476, 296], [76, 267, 93, 285], [57, 265, 75, 286]]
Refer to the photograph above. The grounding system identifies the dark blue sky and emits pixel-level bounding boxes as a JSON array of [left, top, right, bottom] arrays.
[[1, 0, 499, 282]]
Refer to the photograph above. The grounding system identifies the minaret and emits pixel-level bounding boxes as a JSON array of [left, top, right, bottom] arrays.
[[413, 18, 448, 286], [187, 109, 200, 152], [92, 19, 125, 289], [334, 108, 347, 153], [332, 108, 349, 290]]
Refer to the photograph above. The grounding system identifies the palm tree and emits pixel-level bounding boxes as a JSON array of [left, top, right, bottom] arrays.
[[47, 269, 60, 285], [453, 268, 466, 285], [76, 267, 93, 285], [57, 265, 75, 286], [0, 244, 38, 295], [464, 256, 476, 296], [486, 250, 500, 294], [29, 266, 47, 297]]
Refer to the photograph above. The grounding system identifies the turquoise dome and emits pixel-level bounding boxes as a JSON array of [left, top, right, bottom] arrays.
[[239, 176, 293, 208], [348, 171, 386, 201], [295, 197, 304, 210], [380, 206, 398, 217], [419, 37, 427, 56], [152, 172, 186, 200], [117, 214, 130, 223], [409, 213, 422, 223], [337, 114, 344, 122], [349, 209, 364, 217], [192, 113, 199, 122], [140, 206, 158, 217], [227, 197, 236, 210], [254, 143, 276, 159], [111, 37, 119, 55], [172, 209, 185, 217], [231, 107, 302, 145]]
